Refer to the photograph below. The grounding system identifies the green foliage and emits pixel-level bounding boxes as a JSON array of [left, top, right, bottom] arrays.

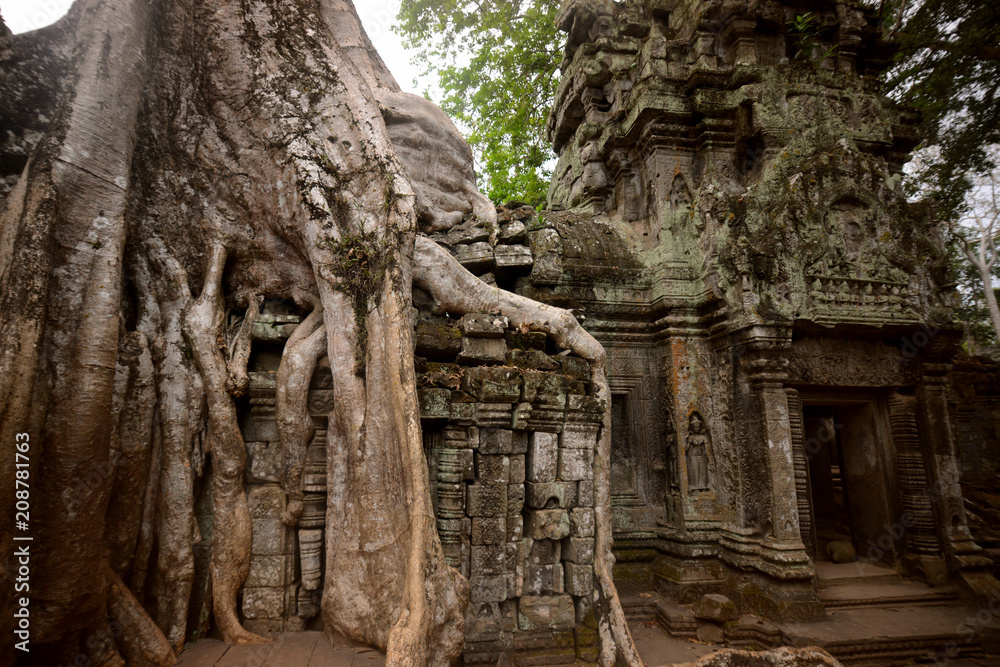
[[948, 231, 999, 349], [881, 0, 1000, 219], [395, 0, 562, 208], [787, 13, 837, 64]]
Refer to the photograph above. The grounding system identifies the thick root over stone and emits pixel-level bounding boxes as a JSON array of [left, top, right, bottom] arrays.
[[413, 236, 644, 667]]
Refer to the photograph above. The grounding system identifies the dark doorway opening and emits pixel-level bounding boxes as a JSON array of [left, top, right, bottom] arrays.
[[804, 407, 853, 562], [800, 399, 897, 568]]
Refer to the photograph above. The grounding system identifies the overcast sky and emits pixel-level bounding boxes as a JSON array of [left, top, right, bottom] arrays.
[[0, 0, 423, 94]]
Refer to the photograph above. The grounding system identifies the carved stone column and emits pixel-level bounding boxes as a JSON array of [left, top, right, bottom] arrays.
[[887, 391, 947, 582], [915, 365, 989, 572], [785, 389, 814, 558]]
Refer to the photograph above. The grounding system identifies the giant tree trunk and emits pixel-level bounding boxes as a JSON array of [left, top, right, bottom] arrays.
[[0, 1, 641, 665]]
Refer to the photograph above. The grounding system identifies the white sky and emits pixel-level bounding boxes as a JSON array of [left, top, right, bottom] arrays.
[[0, 0, 422, 94]]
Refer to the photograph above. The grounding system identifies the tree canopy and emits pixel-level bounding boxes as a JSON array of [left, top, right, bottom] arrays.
[[395, 0, 561, 208]]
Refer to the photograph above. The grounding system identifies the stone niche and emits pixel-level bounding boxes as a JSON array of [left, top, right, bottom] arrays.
[[416, 310, 604, 665]]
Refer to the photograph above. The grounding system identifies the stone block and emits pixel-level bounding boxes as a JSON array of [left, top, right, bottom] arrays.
[[457, 337, 508, 365], [245, 618, 284, 636], [561, 425, 599, 449], [471, 543, 505, 575], [521, 371, 582, 407], [523, 563, 564, 595], [494, 244, 533, 271], [527, 432, 559, 482], [249, 442, 283, 483], [507, 484, 525, 515], [421, 361, 462, 389], [518, 594, 575, 631], [418, 388, 452, 420], [246, 555, 290, 588], [558, 356, 591, 380], [465, 601, 503, 639], [564, 562, 593, 596], [242, 587, 284, 620], [460, 448, 476, 480], [509, 455, 525, 484], [248, 485, 286, 518], [577, 480, 594, 506], [477, 454, 509, 484], [455, 242, 494, 272], [459, 313, 506, 338], [694, 593, 739, 623], [528, 538, 561, 566], [558, 448, 594, 481], [506, 515, 523, 542], [470, 575, 507, 603], [251, 518, 290, 556], [500, 220, 527, 243], [696, 622, 725, 644], [472, 517, 505, 545], [512, 430, 528, 454], [480, 428, 514, 454], [526, 509, 571, 540], [414, 323, 461, 359], [467, 484, 506, 518], [570, 508, 595, 537], [248, 414, 279, 442], [562, 537, 595, 564], [461, 365, 519, 399], [504, 329, 547, 351], [525, 481, 577, 509], [505, 348, 559, 371]]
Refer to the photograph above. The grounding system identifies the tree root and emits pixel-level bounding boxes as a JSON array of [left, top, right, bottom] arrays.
[[412, 236, 644, 667], [182, 244, 267, 645], [105, 562, 177, 666], [276, 305, 326, 525]]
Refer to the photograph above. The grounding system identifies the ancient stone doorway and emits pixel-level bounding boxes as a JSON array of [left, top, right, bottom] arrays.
[[799, 398, 898, 569]]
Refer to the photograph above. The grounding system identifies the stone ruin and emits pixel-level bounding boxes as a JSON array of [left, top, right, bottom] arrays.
[[222, 0, 1000, 663]]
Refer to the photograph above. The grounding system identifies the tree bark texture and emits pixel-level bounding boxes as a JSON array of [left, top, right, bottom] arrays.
[[0, 1, 641, 665]]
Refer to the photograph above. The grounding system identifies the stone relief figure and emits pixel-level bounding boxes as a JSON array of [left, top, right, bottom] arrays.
[[669, 173, 693, 210], [685, 412, 712, 493]]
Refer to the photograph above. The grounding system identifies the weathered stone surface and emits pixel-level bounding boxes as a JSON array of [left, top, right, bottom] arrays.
[[418, 387, 452, 420], [248, 441, 283, 483], [696, 622, 725, 644], [505, 348, 560, 371], [461, 366, 520, 401], [671, 647, 844, 667], [472, 517, 506, 545], [694, 594, 739, 623], [557, 447, 593, 481], [576, 480, 594, 506], [526, 509, 571, 540], [506, 515, 523, 542], [569, 507, 595, 538], [470, 575, 507, 603], [242, 587, 284, 620], [518, 594, 576, 630], [563, 562, 593, 596], [525, 481, 577, 509], [507, 484, 525, 515], [494, 244, 533, 271], [523, 563, 564, 596], [459, 313, 506, 338], [455, 241, 494, 271], [477, 454, 510, 484], [500, 220, 527, 243], [245, 554, 291, 588], [471, 543, 506, 576], [509, 455, 525, 484], [414, 322, 462, 359], [467, 484, 506, 518], [457, 337, 509, 366], [251, 517, 290, 556], [527, 431, 559, 482], [528, 538, 561, 566], [480, 427, 514, 454], [558, 356, 590, 380], [562, 537, 595, 564]]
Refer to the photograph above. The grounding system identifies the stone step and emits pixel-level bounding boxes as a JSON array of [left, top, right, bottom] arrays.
[[818, 581, 959, 610]]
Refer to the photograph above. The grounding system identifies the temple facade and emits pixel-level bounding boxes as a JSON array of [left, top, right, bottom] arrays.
[[230, 0, 1000, 663]]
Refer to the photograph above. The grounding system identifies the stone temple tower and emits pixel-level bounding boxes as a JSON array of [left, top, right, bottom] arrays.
[[533, 0, 996, 619]]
